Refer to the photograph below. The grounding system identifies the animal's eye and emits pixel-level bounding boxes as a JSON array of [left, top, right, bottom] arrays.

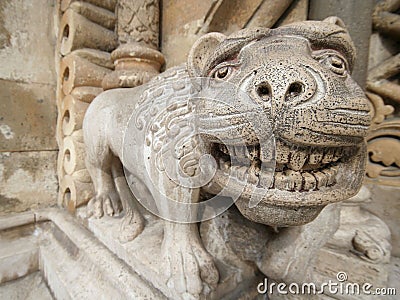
[[213, 66, 231, 80], [326, 55, 347, 75], [313, 51, 348, 76]]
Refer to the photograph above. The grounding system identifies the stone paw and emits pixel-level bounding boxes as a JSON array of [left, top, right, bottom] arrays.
[[163, 240, 219, 299], [118, 209, 144, 243], [87, 192, 122, 218]]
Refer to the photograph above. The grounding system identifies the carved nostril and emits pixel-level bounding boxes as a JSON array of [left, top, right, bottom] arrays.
[[256, 84, 271, 101], [287, 82, 304, 97]]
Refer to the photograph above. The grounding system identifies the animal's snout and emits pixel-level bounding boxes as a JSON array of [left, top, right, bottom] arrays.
[[252, 64, 318, 109], [255, 80, 313, 103]]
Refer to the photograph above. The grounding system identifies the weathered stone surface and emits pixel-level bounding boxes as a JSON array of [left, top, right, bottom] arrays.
[[0, 235, 38, 284], [365, 1, 400, 189], [116, 0, 160, 48], [275, 0, 309, 27], [363, 184, 400, 257], [61, 95, 89, 136], [161, 0, 216, 67], [61, 0, 117, 13], [314, 248, 389, 299], [311, 187, 392, 299], [60, 53, 111, 95], [0, 211, 34, 231], [83, 19, 371, 299], [246, 0, 293, 29], [0, 272, 53, 300], [372, 0, 400, 39], [0, 209, 162, 299], [77, 208, 264, 299], [161, 0, 300, 68], [0, 80, 57, 151], [39, 209, 164, 299], [0, 0, 56, 84], [102, 44, 164, 90], [0, 151, 58, 216], [72, 48, 114, 70], [368, 32, 400, 70], [59, 9, 118, 56], [70, 86, 103, 103], [309, 0, 374, 87], [59, 172, 94, 211], [69, 1, 116, 30], [205, 0, 264, 35], [388, 256, 400, 297], [102, 0, 164, 90]]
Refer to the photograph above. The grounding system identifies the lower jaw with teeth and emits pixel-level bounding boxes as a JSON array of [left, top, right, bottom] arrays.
[[207, 142, 366, 226], [219, 160, 339, 192], [216, 143, 342, 192]]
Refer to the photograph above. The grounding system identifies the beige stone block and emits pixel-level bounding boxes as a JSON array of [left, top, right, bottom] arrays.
[[0, 80, 57, 151], [0, 0, 56, 84], [69, 1, 116, 30], [364, 184, 400, 257], [59, 172, 94, 211], [0, 211, 34, 231], [61, 95, 89, 136], [206, 0, 264, 34], [0, 237, 38, 284], [62, 135, 86, 174], [56, 102, 65, 147], [39, 209, 161, 299], [60, 53, 110, 95], [276, 0, 309, 27], [72, 48, 114, 69], [0, 151, 58, 216], [61, 0, 117, 12], [315, 247, 389, 299], [161, 0, 216, 67], [70, 86, 103, 103], [59, 9, 118, 56], [0, 272, 53, 300], [245, 0, 293, 28]]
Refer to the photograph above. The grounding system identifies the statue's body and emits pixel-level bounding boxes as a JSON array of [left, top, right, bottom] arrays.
[[83, 18, 371, 298]]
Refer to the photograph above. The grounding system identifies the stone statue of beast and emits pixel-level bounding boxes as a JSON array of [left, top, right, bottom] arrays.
[[83, 17, 371, 299]]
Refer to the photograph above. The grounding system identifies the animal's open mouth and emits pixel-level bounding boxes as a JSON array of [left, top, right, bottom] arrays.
[[210, 139, 358, 193]]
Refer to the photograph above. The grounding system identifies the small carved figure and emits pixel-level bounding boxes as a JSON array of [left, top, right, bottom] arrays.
[[83, 17, 371, 298]]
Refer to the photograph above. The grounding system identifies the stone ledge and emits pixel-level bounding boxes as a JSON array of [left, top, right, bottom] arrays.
[[75, 208, 264, 300], [0, 208, 165, 299]]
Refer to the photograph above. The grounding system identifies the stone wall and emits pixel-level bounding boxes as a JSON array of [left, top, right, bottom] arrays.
[[0, 0, 58, 215]]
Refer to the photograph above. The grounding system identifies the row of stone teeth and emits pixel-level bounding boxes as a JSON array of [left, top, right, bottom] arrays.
[[274, 140, 344, 171], [219, 142, 347, 171], [220, 145, 260, 161], [218, 158, 338, 191], [272, 167, 338, 191]]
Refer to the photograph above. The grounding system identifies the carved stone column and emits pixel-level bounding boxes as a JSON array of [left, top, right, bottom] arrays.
[[102, 0, 165, 90]]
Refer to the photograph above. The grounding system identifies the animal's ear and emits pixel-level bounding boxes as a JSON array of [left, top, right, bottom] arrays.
[[187, 32, 227, 77], [323, 16, 346, 29]]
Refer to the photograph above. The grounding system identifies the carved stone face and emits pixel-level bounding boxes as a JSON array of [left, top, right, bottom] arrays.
[[187, 19, 371, 226]]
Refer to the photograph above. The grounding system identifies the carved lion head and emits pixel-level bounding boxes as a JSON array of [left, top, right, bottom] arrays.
[[187, 17, 371, 226]]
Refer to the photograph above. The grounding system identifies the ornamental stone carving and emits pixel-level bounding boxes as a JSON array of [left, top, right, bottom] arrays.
[[83, 17, 371, 298]]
